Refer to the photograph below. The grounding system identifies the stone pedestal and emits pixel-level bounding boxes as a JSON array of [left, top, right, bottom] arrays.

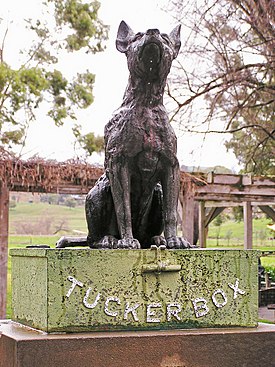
[[1, 320, 274, 367], [10, 248, 258, 332]]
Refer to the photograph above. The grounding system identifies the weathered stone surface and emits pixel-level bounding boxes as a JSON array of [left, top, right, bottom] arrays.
[[1, 320, 275, 367], [10, 248, 258, 332]]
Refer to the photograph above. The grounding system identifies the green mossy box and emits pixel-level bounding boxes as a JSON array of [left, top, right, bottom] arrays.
[[10, 248, 258, 333]]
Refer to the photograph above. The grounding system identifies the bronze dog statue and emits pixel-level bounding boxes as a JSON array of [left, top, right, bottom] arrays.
[[57, 21, 193, 249]]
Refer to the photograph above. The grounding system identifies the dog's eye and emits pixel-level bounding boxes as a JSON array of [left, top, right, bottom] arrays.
[[132, 32, 144, 42], [161, 33, 170, 44]]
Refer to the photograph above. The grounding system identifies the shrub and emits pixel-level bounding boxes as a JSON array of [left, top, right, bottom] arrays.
[[264, 266, 275, 283]]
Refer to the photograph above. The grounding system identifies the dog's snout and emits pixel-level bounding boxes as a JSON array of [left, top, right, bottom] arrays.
[[146, 29, 160, 36]]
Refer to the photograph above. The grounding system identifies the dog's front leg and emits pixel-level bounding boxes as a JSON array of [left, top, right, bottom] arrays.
[[162, 165, 191, 249], [108, 161, 140, 249]]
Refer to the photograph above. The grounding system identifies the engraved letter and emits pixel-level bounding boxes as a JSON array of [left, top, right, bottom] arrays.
[[83, 287, 101, 309], [192, 298, 209, 318], [124, 302, 140, 322], [147, 303, 162, 323], [228, 278, 245, 299], [167, 303, 182, 321], [212, 289, 227, 308], [66, 276, 83, 298], [104, 296, 121, 317]]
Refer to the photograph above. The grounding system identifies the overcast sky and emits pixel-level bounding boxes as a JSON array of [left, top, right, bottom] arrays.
[[1, 0, 240, 171]]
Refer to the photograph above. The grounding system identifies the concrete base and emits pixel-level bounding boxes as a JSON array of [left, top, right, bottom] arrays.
[[1, 320, 275, 367]]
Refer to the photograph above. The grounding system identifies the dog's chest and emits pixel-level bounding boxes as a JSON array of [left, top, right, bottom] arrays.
[[105, 106, 177, 162]]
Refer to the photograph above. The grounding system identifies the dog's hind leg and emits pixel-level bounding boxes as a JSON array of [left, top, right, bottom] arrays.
[[85, 173, 119, 248]]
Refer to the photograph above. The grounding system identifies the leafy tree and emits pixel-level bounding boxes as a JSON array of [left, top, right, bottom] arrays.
[[225, 229, 233, 246], [73, 125, 104, 156], [64, 197, 77, 208], [47, 194, 59, 205], [166, 0, 274, 175], [258, 229, 267, 245], [213, 215, 223, 246], [209, 166, 232, 174], [9, 200, 17, 209], [0, 0, 108, 149], [232, 206, 243, 223]]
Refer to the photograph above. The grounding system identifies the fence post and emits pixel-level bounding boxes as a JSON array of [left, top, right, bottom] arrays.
[[0, 182, 9, 319], [243, 201, 253, 249]]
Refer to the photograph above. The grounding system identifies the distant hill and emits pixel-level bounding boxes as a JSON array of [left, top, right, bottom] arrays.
[[180, 165, 234, 174]]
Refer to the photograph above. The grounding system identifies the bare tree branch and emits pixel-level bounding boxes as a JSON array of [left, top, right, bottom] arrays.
[[166, 0, 274, 174], [0, 26, 9, 63], [186, 125, 274, 139]]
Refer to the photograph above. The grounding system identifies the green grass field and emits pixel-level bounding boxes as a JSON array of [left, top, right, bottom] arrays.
[[208, 217, 274, 247], [9, 201, 87, 235], [5, 201, 275, 319]]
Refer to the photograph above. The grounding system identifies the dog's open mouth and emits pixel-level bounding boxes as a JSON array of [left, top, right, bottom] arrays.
[[140, 42, 162, 66]]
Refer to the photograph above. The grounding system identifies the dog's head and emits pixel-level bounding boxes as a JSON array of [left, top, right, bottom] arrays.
[[116, 21, 181, 82]]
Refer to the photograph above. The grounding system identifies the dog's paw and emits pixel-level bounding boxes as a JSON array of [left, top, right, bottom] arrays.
[[94, 236, 118, 249], [166, 236, 196, 249], [151, 235, 167, 248], [117, 238, 141, 249]]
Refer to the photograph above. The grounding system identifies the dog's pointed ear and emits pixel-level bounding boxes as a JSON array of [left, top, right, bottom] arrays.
[[116, 21, 135, 53], [169, 24, 181, 58]]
